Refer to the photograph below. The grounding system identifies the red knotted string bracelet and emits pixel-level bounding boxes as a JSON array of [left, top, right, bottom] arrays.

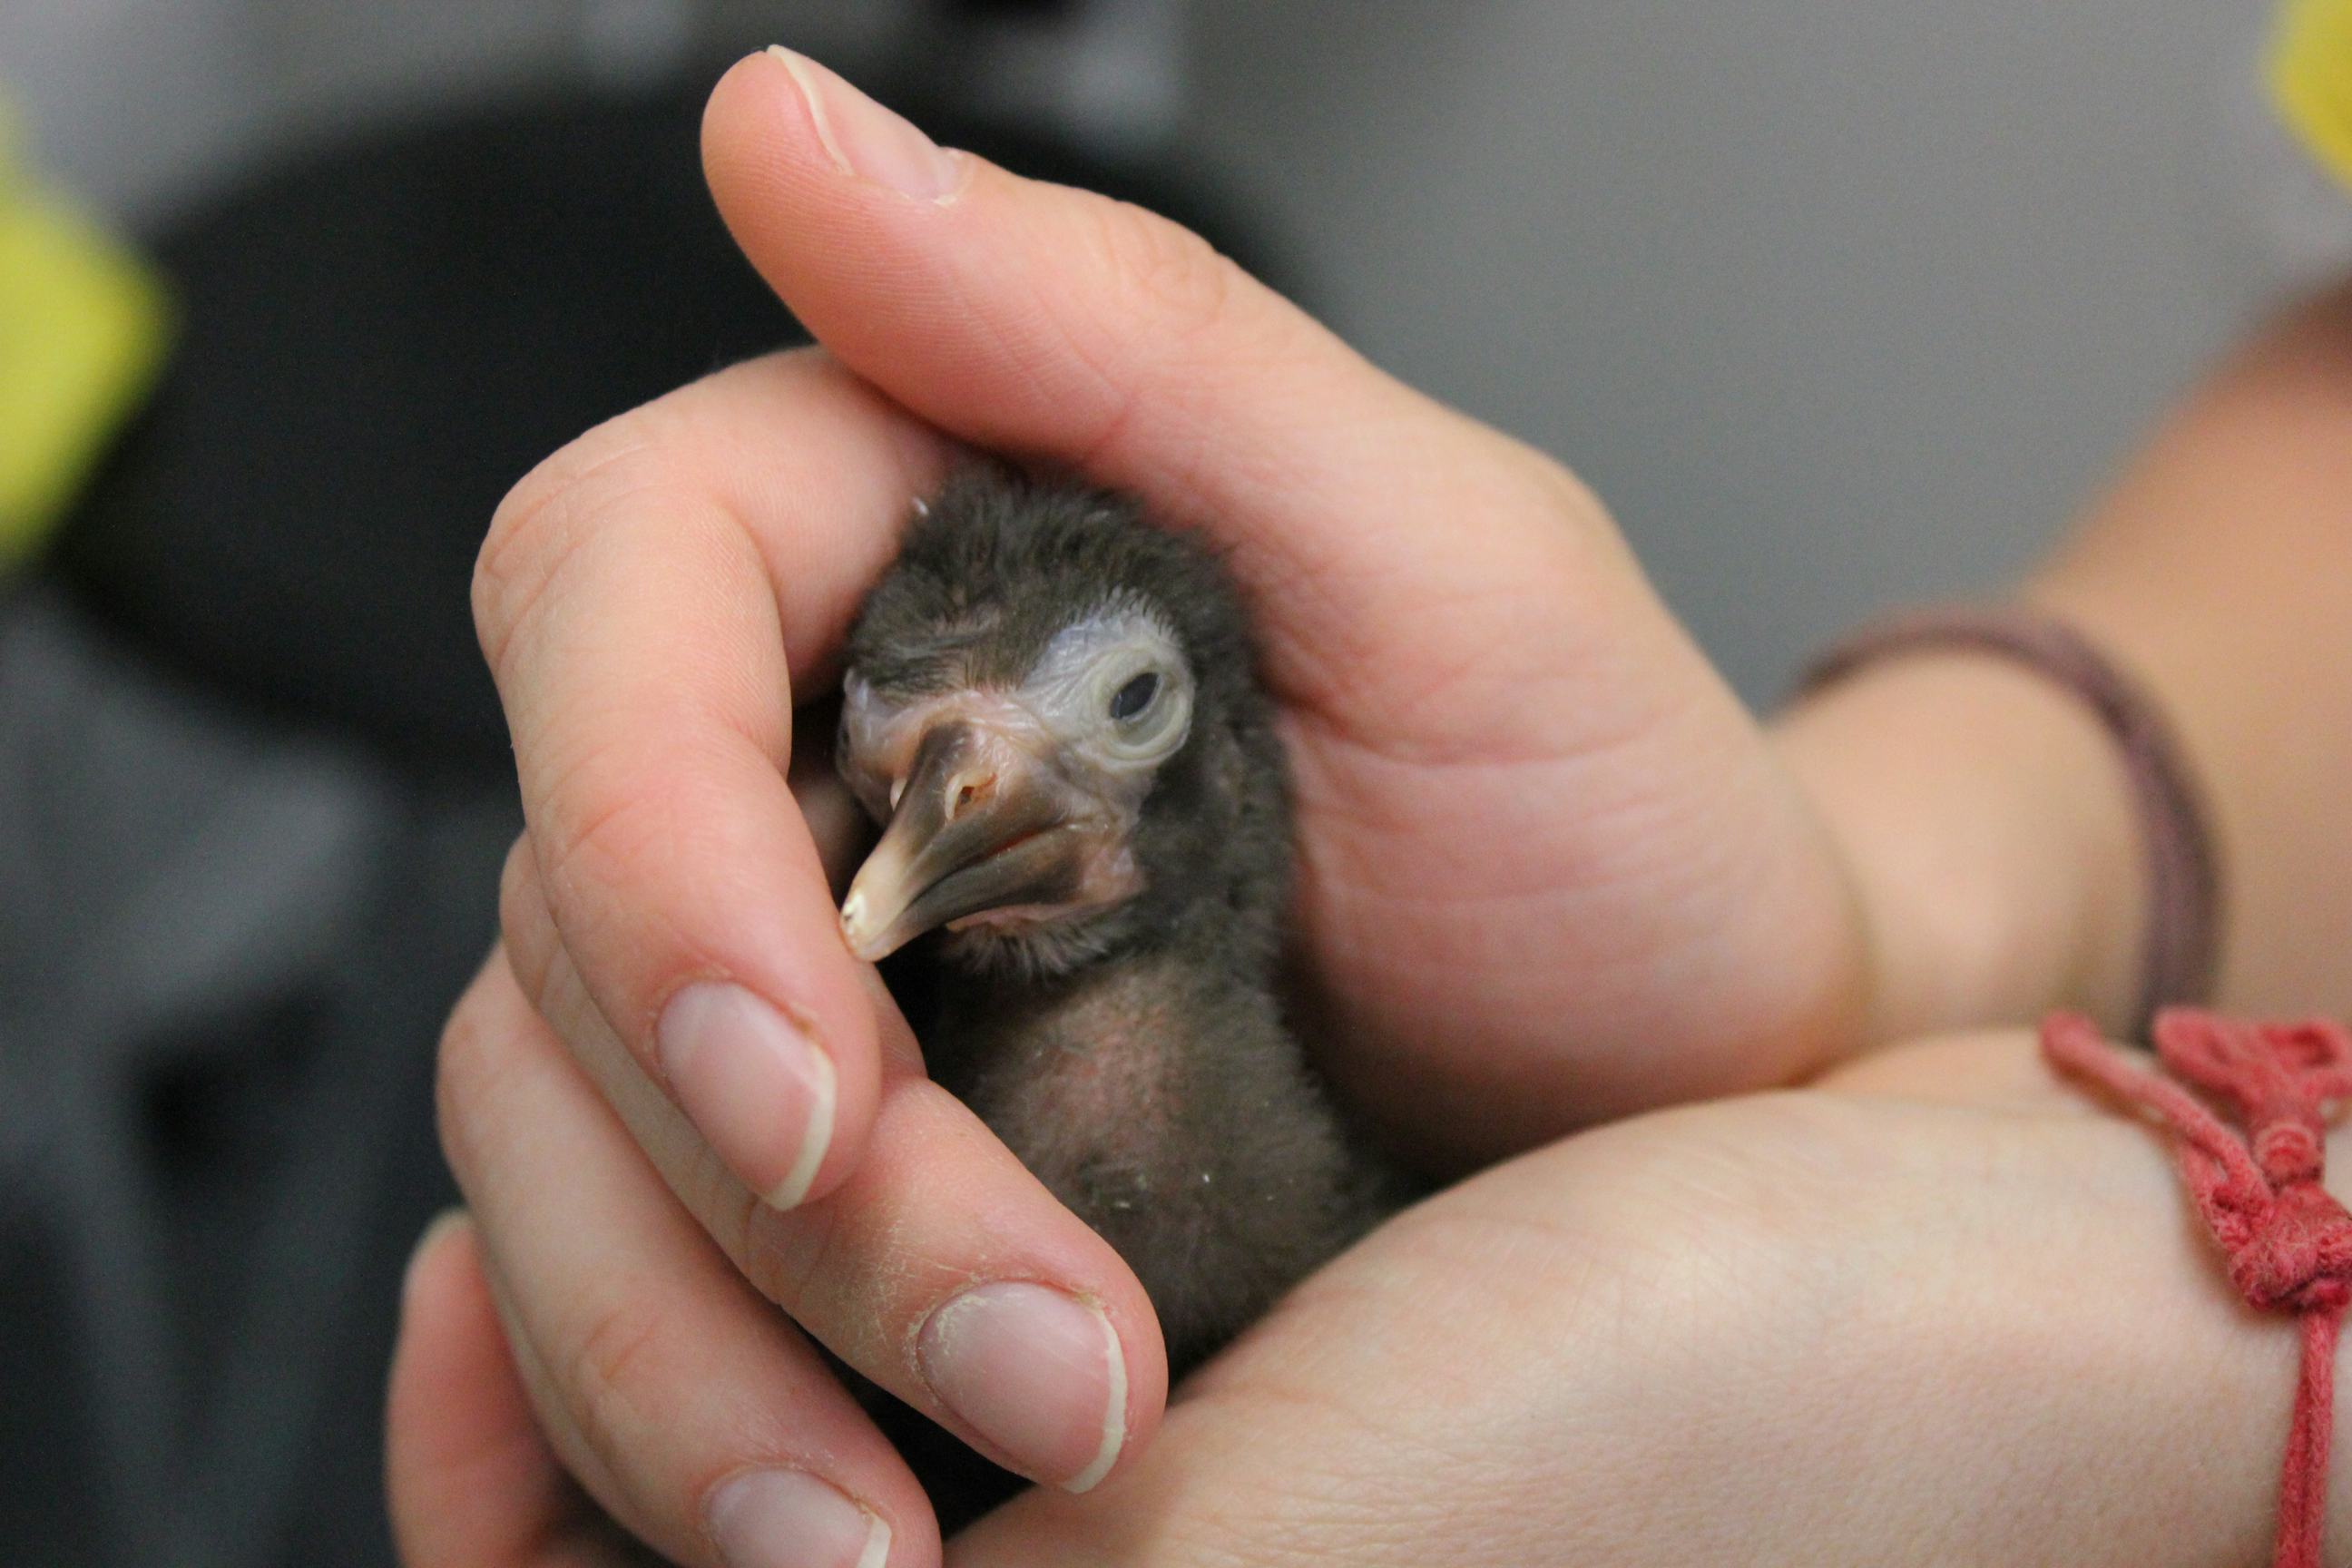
[[2043, 1008, 2352, 1568]]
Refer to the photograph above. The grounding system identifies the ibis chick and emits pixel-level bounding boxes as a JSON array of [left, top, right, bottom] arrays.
[[836, 467, 1394, 1371]]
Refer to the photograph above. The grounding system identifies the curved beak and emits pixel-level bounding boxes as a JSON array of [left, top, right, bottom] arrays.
[[838, 720, 1102, 961]]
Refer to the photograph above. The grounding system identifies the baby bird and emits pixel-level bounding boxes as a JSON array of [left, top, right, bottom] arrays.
[[836, 466, 1395, 1372]]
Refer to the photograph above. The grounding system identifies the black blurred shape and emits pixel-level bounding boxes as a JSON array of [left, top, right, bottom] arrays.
[[0, 1223, 106, 1562], [57, 87, 792, 763], [55, 77, 1285, 768]]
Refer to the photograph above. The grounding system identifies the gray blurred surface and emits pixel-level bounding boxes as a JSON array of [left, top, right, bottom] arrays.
[[0, 585, 512, 1567], [2, 1, 2308, 699], [1181, 0, 2285, 698]]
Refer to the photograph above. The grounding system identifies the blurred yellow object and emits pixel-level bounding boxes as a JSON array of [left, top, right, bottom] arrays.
[[0, 106, 170, 564], [2272, 0, 2352, 191]]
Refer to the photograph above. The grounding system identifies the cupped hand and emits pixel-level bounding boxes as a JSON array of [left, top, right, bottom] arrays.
[[395, 1013, 2334, 1567], [483, 41, 1870, 1210], [458, 42, 1888, 1541]]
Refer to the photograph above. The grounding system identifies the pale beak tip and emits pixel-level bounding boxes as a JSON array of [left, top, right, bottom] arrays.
[[838, 889, 897, 963]]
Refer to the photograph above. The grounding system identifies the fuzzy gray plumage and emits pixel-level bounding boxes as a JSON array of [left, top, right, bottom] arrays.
[[842, 467, 1396, 1371]]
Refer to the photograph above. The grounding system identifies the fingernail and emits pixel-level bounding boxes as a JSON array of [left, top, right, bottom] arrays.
[[657, 984, 836, 1210], [766, 45, 967, 202], [400, 1208, 469, 1310], [916, 1282, 1129, 1493], [707, 1468, 890, 1568]]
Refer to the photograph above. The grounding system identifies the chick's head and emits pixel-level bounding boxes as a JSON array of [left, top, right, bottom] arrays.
[[835, 468, 1288, 975]]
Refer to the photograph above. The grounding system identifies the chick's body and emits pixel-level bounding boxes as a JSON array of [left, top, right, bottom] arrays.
[[939, 927, 1378, 1367], [837, 468, 1390, 1369]]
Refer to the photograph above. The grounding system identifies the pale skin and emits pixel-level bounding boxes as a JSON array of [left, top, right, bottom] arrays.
[[391, 46, 2352, 1568]]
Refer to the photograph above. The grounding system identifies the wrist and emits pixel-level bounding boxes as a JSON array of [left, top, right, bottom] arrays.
[[1769, 647, 2145, 1047]]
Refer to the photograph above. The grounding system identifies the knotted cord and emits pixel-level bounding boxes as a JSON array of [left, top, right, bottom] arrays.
[[2044, 1009, 2352, 1568]]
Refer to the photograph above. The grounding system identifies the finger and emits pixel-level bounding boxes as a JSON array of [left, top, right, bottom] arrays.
[[386, 1210, 631, 1568], [702, 48, 1649, 731], [495, 857, 1167, 1491], [476, 348, 946, 1213], [436, 950, 939, 1568]]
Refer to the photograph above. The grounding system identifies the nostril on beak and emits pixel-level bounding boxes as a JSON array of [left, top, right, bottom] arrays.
[[945, 769, 997, 821]]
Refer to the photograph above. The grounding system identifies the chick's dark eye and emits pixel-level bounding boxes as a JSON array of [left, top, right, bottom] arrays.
[[1109, 671, 1161, 721]]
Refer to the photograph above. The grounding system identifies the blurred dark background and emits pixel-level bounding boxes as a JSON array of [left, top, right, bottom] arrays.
[[0, 1, 2337, 1564]]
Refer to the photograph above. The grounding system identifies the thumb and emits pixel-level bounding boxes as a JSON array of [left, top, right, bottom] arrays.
[[701, 47, 1627, 714]]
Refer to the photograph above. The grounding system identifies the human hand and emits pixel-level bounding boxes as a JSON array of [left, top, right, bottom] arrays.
[[461, 39, 2163, 1535], [481, 41, 1879, 1231], [394, 1016, 2337, 1566]]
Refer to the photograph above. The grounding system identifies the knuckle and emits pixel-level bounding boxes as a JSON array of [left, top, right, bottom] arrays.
[[688, 1154, 772, 1290], [532, 739, 697, 913], [556, 1293, 671, 1469], [495, 835, 559, 1009], [472, 414, 674, 688], [1567, 1105, 1861, 1338], [1084, 198, 1244, 347], [433, 989, 505, 1191], [495, 831, 536, 944], [736, 1200, 894, 1367], [1512, 441, 1621, 560], [735, 1194, 832, 1310]]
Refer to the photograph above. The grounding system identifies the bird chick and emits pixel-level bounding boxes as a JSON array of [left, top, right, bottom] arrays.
[[836, 466, 1394, 1371]]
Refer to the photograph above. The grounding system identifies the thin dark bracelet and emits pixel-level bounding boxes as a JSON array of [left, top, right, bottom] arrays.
[[1797, 607, 2225, 1044]]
